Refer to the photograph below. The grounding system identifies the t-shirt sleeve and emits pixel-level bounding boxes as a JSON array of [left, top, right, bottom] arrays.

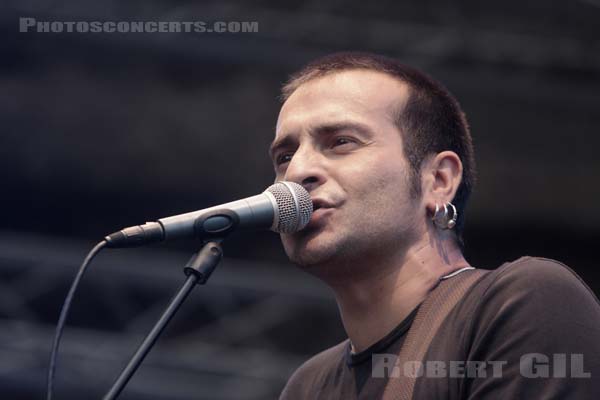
[[462, 257, 600, 399], [279, 359, 316, 400], [279, 340, 348, 400]]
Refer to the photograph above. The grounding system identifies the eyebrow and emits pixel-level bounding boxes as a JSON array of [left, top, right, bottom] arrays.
[[268, 135, 296, 160], [268, 121, 373, 159]]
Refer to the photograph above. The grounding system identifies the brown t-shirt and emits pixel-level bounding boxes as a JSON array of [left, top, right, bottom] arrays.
[[279, 257, 600, 399]]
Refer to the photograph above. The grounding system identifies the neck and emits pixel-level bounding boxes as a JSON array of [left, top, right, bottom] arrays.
[[326, 228, 469, 353]]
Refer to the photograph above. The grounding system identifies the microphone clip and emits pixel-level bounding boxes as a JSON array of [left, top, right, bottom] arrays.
[[193, 209, 240, 240]]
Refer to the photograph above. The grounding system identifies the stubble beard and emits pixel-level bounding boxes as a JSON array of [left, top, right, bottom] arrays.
[[282, 224, 360, 277], [283, 222, 417, 282], [283, 182, 423, 280]]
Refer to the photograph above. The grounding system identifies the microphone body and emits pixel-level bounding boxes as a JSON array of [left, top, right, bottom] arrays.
[[159, 193, 276, 240], [105, 182, 312, 248]]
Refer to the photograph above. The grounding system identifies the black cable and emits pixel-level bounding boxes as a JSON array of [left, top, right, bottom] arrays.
[[46, 240, 107, 400]]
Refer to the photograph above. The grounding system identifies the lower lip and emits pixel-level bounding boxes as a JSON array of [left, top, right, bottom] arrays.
[[307, 208, 333, 227]]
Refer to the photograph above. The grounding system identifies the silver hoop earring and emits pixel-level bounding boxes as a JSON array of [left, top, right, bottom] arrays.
[[432, 202, 458, 230], [446, 202, 458, 229]]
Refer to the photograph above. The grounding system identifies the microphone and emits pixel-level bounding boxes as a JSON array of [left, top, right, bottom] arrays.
[[104, 181, 313, 248]]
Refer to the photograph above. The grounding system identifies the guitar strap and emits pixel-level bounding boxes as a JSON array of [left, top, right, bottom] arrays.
[[383, 269, 488, 400]]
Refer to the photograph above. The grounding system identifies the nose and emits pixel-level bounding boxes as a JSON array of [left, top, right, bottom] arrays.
[[283, 144, 326, 192]]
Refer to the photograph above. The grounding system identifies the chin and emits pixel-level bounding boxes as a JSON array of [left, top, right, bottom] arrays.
[[283, 232, 358, 273], [282, 233, 339, 268], [285, 244, 330, 268]]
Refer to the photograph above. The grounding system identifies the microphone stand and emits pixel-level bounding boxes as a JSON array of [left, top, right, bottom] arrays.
[[103, 240, 224, 400]]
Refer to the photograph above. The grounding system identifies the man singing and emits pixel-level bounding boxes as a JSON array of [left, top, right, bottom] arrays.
[[270, 52, 600, 399]]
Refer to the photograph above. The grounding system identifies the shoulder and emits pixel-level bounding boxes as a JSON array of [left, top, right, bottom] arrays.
[[279, 340, 349, 400], [494, 256, 588, 282], [426, 258, 600, 399], [477, 256, 599, 308], [459, 256, 600, 350]]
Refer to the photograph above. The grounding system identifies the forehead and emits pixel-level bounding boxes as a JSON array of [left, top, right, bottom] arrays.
[[276, 69, 409, 136]]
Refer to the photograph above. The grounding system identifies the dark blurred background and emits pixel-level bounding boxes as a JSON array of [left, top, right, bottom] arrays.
[[1, 1, 599, 399]]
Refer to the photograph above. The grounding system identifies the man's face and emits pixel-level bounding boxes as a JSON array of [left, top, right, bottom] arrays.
[[271, 70, 424, 274]]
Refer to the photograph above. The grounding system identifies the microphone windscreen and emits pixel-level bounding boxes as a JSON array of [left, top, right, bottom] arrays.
[[265, 182, 312, 233]]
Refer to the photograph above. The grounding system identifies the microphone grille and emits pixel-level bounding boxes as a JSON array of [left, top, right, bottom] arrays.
[[265, 182, 312, 233]]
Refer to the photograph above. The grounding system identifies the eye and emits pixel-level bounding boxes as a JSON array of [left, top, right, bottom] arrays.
[[275, 153, 293, 166], [332, 137, 358, 149]]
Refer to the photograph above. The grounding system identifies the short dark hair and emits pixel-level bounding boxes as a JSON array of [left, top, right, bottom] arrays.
[[281, 51, 476, 245]]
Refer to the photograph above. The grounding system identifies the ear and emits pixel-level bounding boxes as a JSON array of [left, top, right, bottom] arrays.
[[421, 151, 463, 214]]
